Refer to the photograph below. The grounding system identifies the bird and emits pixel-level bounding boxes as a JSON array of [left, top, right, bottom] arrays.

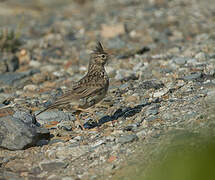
[[36, 41, 110, 129]]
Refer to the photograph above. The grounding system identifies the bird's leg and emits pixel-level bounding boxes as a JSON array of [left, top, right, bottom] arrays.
[[75, 110, 85, 130]]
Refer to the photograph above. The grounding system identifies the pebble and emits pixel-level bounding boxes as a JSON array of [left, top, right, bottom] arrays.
[[90, 139, 106, 148], [186, 58, 198, 65], [29, 60, 41, 68], [172, 57, 187, 65], [36, 111, 75, 124], [153, 88, 169, 98], [125, 95, 139, 103], [195, 52, 207, 61], [136, 130, 147, 138], [54, 145, 89, 160], [23, 84, 38, 91], [39, 160, 68, 172], [205, 90, 215, 105], [123, 123, 138, 131], [183, 72, 202, 81], [140, 80, 164, 90], [57, 121, 73, 131], [117, 134, 138, 144], [145, 108, 159, 116]]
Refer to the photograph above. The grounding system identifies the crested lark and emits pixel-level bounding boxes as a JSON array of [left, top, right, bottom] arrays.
[[36, 42, 110, 129]]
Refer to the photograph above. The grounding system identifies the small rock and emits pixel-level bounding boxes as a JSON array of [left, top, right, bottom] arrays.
[[140, 80, 164, 90], [183, 72, 202, 81], [117, 134, 138, 144], [205, 90, 215, 105], [125, 95, 138, 103], [39, 160, 68, 172], [172, 57, 187, 65], [36, 111, 75, 124], [186, 58, 198, 65], [145, 104, 160, 116], [91, 139, 106, 148], [57, 121, 73, 131], [0, 60, 8, 73], [53, 145, 89, 160], [49, 139, 66, 145], [145, 108, 159, 116], [23, 84, 38, 91], [31, 73, 47, 84], [119, 83, 130, 91], [73, 135, 83, 141], [62, 177, 75, 180], [36, 139, 49, 146], [195, 52, 207, 61], [145, 115, 158, 122], [153, 88, 169, 98], [136, 130, 147, 138], [41, 65, 57, 72], [29, 60, 41, 68], [123, 123, 138, 131]]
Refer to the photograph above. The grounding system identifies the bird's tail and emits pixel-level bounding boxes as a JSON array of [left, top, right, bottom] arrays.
[[35, 102, 66, 116]]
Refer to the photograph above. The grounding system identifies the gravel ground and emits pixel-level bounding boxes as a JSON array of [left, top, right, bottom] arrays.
[[0, 0, 215, 179]]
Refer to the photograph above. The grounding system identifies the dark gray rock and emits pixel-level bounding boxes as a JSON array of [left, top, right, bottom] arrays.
[[0, 111, 50, 150], [117, 134, 138, 144], [183, 72, 202, 81]]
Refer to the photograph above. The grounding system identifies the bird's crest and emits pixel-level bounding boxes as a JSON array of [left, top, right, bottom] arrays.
[[93, 41, 104, 54]]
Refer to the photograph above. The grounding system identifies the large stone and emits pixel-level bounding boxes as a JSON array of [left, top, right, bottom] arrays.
[[0, 111, 50, 150]]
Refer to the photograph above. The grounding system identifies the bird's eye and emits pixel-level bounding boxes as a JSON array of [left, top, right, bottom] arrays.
[[101, 54, 106, 59]]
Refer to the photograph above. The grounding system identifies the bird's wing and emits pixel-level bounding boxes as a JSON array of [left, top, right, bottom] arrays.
[[56, 81, 104, 103], [35, 81, 104, 116], [71, 81, 104, 98]]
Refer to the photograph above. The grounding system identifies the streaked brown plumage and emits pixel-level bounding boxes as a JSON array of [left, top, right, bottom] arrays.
[[36, 42, 109, 128]]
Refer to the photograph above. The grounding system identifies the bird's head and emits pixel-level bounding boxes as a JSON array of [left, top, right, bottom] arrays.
[[90, 41, 109, 66]]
